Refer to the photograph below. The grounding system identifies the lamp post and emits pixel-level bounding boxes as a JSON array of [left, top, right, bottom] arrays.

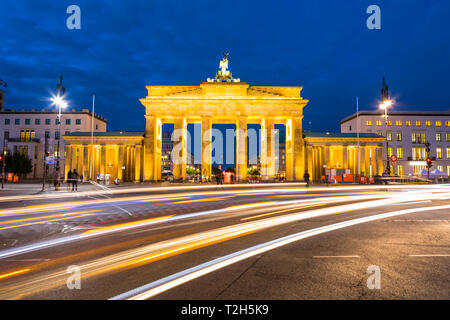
[[380, 77, 392, 176], [50, 94, 67, 190], [379, 99, 392, 175]]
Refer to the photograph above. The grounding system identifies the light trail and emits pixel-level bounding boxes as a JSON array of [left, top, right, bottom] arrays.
[[110, 204, 450, 300], [1, 187, 449, 299], [0, 187, 448, 260], [0, 268, 31, 280]]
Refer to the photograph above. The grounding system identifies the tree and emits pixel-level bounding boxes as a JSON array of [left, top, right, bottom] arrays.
[[3, 151, 32, 178], [247, 166, 260, 176]]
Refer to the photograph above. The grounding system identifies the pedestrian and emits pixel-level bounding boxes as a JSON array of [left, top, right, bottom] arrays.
[[97, 172, 100, 183], [80, 174, 83, 183], [72, 169, 79, 191], [67, 170, 72, 191], [303, 170, 310, 187]]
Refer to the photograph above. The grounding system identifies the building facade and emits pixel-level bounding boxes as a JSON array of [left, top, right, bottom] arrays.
[[63, 57, 385, 183], [304, 132, 385, 181], [341, 110, 450, 176], [0, 107, 107, 178]]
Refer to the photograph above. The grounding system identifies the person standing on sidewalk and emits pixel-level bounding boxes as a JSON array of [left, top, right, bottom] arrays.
[[67, 170, 72, 191], [72, 169, 79, 191], [303, 170, 310, 187]]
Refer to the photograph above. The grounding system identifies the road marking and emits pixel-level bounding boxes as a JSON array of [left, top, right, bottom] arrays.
[[408, 254, 450, 257], [110, 203, 450, 300], [313, 255, 360, 258]]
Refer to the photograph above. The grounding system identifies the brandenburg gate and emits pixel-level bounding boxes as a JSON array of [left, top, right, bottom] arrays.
[[140, 54, 309, 181]]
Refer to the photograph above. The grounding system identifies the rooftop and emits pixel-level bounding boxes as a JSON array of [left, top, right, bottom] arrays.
[[304, 132, 383, 139], [64, 131, 144, 137], [341, 110, 450, 123]]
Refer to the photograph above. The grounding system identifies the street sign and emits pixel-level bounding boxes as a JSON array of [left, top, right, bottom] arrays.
[[45, 155, 55, 164], [390, 155, 397, 162]]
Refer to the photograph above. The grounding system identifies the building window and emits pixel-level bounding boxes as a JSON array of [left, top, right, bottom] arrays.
[[4, 119, 10, 125], [388, 147, 393, 157], [25, 119, 30, 125], [396, 132, 402, 141], [65, 119, 71, 125], [56, 119, 60, 125], [398, 165, 404, 176], [15, 119, 20, 125], [35, 119, 41, 125], [437, 165, 444, 172], [412, 133, 426, 144], [366, 120, 372, 126], [4, 131, 9, 140], [436, 147, 442, 159], [446, 121, 450, 127], [412, 147, 427, 160], [447, 133, 450, 142], [20, 130, 25, 142], [377, 131, 383, 136], [436, 133, 442, 142], [76, 119, 81, 125], [447, 148, 450, 159], [406, 120, 412, 127], [387, 132, 392, 141], [416, 121, 422, 127], [425, 120, 431, 127], [55, 131, 60, 140], [45, 119, 51, 125], [436, 121, 442, 127], [95, 124, 98, 130], [386, 120, 392, 127], [397, 147, 403, 159], [45, 131, 50, 138], [396, 120, 402, 127], [376, 120, 382, 126], [31, 130, 35, 140]]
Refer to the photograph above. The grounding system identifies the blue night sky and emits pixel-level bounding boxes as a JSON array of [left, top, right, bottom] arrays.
[[1, 0, 450, 134]]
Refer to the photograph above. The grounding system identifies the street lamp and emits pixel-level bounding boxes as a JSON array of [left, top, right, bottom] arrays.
[[379, 99, 392, 175], [50, 93, 67, 189]]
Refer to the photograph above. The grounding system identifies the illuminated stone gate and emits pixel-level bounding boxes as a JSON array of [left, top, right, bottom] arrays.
[[140, 55, 309, 181]]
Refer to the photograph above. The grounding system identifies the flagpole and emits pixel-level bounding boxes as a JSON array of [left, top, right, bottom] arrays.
[[89, 95, 95, 181], [357, 96, 360, 179]]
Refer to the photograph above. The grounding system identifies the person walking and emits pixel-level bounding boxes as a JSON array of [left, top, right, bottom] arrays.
[[67, 170, 72, 191], [72, 169, 79, 191], [303, 170, 310, 187]]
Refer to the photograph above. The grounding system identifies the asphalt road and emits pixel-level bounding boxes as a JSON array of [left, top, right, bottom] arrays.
[[0, 183, 448, 300]]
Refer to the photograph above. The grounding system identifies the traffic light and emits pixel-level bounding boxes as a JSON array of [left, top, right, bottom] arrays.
[[426, 157, 433, 169], [424, 141, 431, 154], [0, 154, 3, 162]]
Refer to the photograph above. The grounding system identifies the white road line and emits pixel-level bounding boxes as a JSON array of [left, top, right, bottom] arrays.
[[313, 255, 360, 258], [110, 203, 450, 300], [408, 254, 450, 257]]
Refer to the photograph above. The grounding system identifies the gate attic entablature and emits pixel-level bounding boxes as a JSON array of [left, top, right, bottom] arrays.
[[140, 81, 309, 182], [140, 82, 308, 123]]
